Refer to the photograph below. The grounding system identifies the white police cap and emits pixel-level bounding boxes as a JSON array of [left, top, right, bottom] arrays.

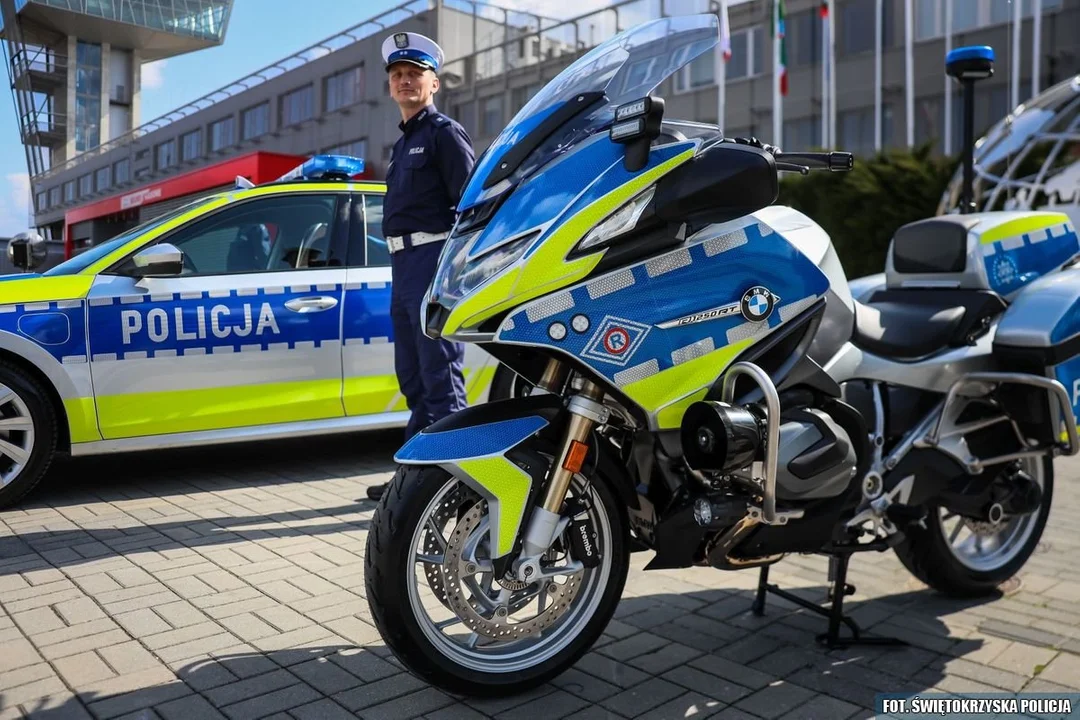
[[382, 31, 444, 72]]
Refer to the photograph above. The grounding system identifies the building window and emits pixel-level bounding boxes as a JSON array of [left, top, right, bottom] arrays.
[[210, 116, 234, 151], [481, 95, 502, 137], [114, 158, 130, 184], [75, 41, 102, 152], [182, 129, 202, 161], [96, 165, 111, 191], [156, 139, 176, 170], [241, 102, 269, 140], [36, 192, 46, 211], [837, 104, 898, 150], [511, 82, 543, 115], [324, 138, 367, 159], [325, 66, 363, 112], [49, 187, 60, 206], [281, 84, 314, 125], [789, 9, 822, 68], [840, 0, 894, 56], [64, 181, 75, 203], [783, 116, 819, 152], [915, 0, 1060, 41]]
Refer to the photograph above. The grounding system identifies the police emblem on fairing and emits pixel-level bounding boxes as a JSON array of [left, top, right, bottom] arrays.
[[394, 33, 409, 48], [581, 315, 650, 367], [740, 286, 779, 322]]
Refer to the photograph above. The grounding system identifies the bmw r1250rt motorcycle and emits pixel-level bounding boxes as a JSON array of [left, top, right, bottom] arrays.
[[364, 15, 1080, 696]]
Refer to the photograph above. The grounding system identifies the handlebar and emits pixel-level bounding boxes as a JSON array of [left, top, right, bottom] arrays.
[[724, 137, 854, 174], [774, 151, 854, 172]]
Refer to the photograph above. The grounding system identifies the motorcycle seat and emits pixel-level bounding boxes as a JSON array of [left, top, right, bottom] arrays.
[[851, 289, 1006, 360]]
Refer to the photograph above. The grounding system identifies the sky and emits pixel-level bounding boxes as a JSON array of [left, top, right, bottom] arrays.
[[0, 0, 730, 236]]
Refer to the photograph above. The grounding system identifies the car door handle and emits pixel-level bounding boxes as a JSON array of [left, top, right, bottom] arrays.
[[285, 296, 338, 313]]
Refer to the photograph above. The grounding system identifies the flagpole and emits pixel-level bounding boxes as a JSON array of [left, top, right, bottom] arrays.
[[905, 0, 914, 148], [773, 0, 782, 146], [821, 1, 828, 147], [874, 0, 882, 151], [717, 0, 729, 131], [1011, 0, 1021, 109], [828, 0, 835, 149], [944, 0, 953, 156], [1032, 0, 1042, 97]]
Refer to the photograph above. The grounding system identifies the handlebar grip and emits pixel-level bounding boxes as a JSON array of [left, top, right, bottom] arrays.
[[828, 152, 854, 172]]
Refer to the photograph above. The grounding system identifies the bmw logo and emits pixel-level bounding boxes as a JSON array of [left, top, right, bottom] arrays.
[[740, 286, 779, 323]]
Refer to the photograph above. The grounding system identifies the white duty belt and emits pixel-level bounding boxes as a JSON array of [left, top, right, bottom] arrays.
[[386, 231, 449, 253]]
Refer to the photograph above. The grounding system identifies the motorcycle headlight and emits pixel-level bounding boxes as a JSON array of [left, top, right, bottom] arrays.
[[431, 229, 538, 308], [574, 185, 656, 253]]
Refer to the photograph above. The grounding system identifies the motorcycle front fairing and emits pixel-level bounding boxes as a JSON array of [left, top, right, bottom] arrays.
[[395, 15, 722, 561]]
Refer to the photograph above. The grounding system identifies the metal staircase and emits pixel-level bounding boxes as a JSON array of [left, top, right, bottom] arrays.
[[0, 0, 67, 180]]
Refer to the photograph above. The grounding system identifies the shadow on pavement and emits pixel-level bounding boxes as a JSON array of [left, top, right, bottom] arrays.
[[0, 584, 999, 720], [0, 430, 403, 571]]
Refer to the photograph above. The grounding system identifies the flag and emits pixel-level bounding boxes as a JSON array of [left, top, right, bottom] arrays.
[[775, 0, 788, 96], [719, 0, 731, 62]]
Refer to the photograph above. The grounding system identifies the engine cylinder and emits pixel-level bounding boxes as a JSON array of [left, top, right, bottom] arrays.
[[681, 401, 763, 473]]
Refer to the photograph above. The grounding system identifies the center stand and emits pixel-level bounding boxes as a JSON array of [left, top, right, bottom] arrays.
[[750, 545, 908, 650]]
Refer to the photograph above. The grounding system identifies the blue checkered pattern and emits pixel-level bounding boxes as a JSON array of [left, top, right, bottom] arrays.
[[497, 220, 830, 386], [0, 299, 87, 364], [982, 222, 1079, 299]]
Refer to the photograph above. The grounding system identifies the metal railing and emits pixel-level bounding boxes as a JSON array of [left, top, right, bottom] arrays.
[[30, 0, 231, 41]]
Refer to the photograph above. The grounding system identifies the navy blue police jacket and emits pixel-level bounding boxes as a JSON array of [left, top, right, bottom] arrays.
[[382, 104, 476, 239]]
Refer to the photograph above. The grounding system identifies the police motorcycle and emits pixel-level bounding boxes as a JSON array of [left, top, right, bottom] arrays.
[[364, 14, 1080, 696]]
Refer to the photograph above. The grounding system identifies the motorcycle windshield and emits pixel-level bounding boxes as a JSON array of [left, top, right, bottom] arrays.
[[456, 13, 720, 213]]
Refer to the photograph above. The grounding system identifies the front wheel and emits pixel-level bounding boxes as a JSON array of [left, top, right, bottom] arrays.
[[364, 462, 629, 696], [893, 455, 1053, 597]]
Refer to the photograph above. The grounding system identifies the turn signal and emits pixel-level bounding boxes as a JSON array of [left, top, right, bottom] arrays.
[[562, 440, 589, 474]]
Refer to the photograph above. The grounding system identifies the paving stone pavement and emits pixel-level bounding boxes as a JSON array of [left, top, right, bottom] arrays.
[[1, 429, 1079, 719]]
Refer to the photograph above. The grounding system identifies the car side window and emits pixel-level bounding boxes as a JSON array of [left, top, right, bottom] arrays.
[[363, 193, 390, 267], [138, 193, 342, 276]]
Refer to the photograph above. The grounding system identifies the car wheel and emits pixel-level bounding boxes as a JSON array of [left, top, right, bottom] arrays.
[[0, 361, 58, 509]]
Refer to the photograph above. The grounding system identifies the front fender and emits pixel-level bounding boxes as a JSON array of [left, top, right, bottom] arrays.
[[395, 394, 565, 558]]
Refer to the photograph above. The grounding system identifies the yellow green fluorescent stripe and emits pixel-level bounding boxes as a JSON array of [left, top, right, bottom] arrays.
[[456, 455, 532, 558], [64, 397, 101, 443], [0, 276, 93, 305], [980, 213, 1070, 244], [466, 365, 498, 405], [95, 379, 343, 439], [625, 338, 756, 423], [442, 147, 697, 335]]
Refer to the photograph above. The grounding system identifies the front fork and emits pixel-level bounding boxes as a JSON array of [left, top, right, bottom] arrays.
[[513, 359, 608, 582]]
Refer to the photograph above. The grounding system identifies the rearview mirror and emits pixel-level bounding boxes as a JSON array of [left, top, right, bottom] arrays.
[[7, 231, 48, 271], [132, 243, 184, 277]]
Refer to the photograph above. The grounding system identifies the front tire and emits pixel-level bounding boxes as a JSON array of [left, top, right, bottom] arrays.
[[364, 462, 629, 696], [893, 456, 1053, 597], [0, 361, 57, 510]]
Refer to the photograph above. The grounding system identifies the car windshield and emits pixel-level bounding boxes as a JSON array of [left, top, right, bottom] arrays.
[[44, 196, 220, 276], [456, 13, 719, 212]]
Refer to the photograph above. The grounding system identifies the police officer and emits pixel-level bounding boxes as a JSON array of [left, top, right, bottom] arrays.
[[367, 32, 475, 502]]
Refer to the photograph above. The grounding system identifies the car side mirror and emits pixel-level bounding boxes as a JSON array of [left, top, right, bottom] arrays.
[[7, 231, 48, 271], [132, 243, 184, 277]]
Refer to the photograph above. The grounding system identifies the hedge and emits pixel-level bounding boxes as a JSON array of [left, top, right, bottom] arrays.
[[776, 143, 958, 280]]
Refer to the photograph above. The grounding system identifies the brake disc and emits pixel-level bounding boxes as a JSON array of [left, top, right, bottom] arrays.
[[420, 484, 474, 609], [444, 501, 585, 640]]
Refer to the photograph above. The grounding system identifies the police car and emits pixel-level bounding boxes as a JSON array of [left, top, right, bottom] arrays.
[[0, 155, 509, 508]]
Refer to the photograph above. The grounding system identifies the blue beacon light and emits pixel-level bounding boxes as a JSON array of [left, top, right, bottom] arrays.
[[276, 154, 366, 182]]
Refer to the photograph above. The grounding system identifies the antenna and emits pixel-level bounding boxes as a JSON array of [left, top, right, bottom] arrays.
[[946, 46, 995, 215]]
